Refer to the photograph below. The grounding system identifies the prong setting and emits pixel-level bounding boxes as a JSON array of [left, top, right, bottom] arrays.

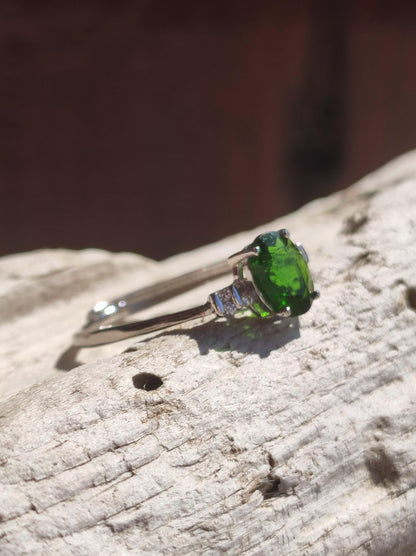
[[276, 306, 292, 318], [295, 242, 309, 263], [227, 246, 259, 266]]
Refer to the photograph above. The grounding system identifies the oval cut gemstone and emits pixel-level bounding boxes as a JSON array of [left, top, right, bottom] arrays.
[[247, 231, 314, 317]]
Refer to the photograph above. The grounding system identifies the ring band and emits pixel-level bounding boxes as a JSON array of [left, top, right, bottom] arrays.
[[73, 229, 319, 347]]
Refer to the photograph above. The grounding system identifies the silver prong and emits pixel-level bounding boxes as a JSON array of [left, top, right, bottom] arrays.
[[232, 265, 240, 279], [227, 246, 259, 266], [311, 290, 320, 300], [296, 242, 309, 263], [280, 229, 290, 239], [275, 306, 292, 318]]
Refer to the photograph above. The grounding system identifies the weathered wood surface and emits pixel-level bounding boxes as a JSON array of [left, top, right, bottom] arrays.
[[1, 152, 416, 555]]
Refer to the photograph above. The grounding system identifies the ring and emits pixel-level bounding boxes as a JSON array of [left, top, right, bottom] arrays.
[[73, 229, 319, 347]]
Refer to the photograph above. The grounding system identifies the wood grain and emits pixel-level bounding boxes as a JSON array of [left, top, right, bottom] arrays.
[[1, 152, 416, 554]]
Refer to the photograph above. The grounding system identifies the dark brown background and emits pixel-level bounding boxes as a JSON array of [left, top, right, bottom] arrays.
[[1, 1, 416, 260]]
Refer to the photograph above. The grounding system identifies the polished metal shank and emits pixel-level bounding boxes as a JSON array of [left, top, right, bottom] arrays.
[[73, 259, 232, 347]]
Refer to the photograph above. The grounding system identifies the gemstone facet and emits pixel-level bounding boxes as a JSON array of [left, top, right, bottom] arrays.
[[247, 231, 314, 317]]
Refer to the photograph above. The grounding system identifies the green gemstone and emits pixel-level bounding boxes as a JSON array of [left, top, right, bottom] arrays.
[[247, 231, 314, 317]]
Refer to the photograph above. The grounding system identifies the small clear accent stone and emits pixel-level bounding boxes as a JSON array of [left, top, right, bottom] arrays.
[[211, 286, 240, 316]]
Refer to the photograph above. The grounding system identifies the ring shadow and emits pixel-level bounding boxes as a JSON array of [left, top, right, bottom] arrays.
[[56, 316, 300, 371], [55, 345, 84, 371], [157, 316, 300, 359]]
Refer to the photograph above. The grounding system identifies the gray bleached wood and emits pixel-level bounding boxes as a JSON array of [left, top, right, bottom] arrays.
[[1, 152, 416, 555]]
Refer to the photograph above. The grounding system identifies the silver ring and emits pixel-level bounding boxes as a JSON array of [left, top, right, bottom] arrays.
[[73, 229, 319, 347]]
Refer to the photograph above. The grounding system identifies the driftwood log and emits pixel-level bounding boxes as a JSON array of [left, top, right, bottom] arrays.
[[1, 152, 416, 555]]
